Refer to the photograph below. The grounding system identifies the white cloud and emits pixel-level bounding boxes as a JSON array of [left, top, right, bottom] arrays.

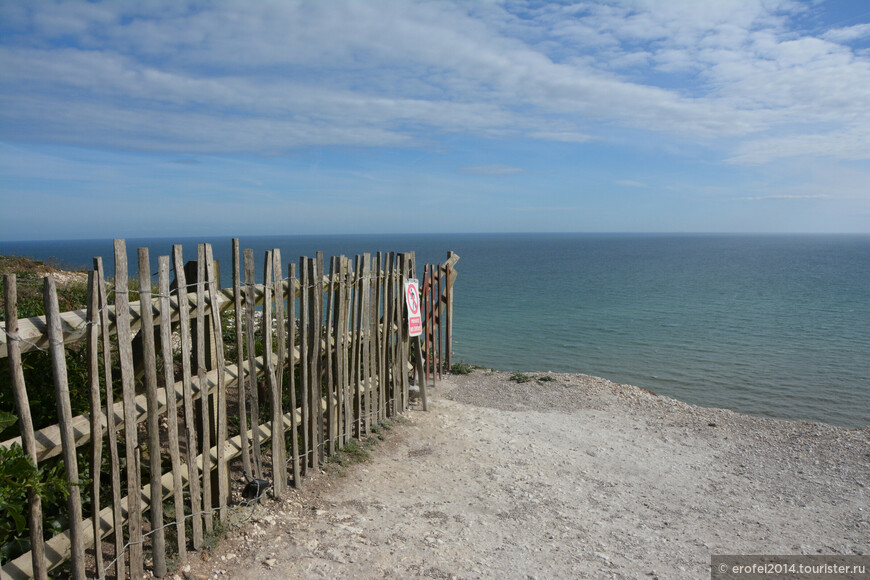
[[824, 23, 870, 43], [728, 128, 870, 164], [0, 0, 868, 166]]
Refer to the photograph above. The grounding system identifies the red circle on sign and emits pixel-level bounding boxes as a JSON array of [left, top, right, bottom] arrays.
[[407, 285, 419, 314]]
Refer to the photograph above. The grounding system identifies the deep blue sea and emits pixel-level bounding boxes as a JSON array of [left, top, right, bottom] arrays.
[[2, 233, 867, 428]]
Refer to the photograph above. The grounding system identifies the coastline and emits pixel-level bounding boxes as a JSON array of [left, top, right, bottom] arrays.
[[188, 370, 869, 579]]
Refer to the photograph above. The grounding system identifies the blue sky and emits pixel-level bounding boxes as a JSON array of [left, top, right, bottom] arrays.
[[2, 0, 869, 240]]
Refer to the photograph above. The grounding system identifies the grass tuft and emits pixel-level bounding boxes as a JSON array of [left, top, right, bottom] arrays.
[[509, 372, 531, 384]]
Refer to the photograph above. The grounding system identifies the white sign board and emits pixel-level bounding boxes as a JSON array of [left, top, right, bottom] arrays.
[[404, 278, 423, 337]]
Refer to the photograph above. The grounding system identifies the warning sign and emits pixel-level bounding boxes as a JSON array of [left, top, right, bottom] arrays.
[[404, 278, 422, 337]]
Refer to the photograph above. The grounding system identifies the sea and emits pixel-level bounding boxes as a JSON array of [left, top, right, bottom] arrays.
[[2, 233, 867, 428]]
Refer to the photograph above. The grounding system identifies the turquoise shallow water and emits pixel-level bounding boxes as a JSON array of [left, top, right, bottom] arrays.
[[2, 233, 868, 427]]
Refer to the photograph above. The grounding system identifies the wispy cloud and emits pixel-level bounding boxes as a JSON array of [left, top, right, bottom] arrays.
[[1, 1, 870, 238], [823, 23, 870, 43], [459, 164, 525, 176], [732, 194, 830, 201], [0, 0, 868, 163]]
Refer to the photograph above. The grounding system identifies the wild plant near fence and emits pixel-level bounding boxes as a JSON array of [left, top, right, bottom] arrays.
[[0, 238, 457, 579]]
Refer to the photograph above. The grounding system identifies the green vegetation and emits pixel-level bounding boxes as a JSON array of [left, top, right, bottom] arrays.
[[509, 372, 531, 384], [325, 438, 372, 477], [0, 255, 88, 321], [537, 375, 556, 383], [450, 361, 474, 375], [0, 444, 72, 564], [0, 255, 97, 567]]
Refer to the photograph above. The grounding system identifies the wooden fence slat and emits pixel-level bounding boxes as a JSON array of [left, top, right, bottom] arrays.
[[370, 254, 378, 425], [287, 264, 301, 486], [369, 253, 379, 428], [445, 256, 452, 369], [262, 251, 284, 496], [343, 256, 353, 443], [43, 276, 86, 580], [138, 249, 167, 577], [430, 263, 436, 381], [376, 253, 386, 423], [385, 254, 392, 419], [84, 271, 105, 578], [382, 253, 394, 417], [428, 262, 434, 382], [158, 256, 187, 562], [394, 254, 404, 414], [334, 258, 343, 447], [243, 249, 263, 480], [205, 244, 229, 519], [4, 274, 48, 580], [373, 254, 381, 423], [421, 267, 429, 382], [401, 254, 412, 411], [95, 257, 125, 578], [408, 255, 427, 411], [390, 254, 398, 413], [361, 254, 372, 435], [196, 245, 213, 533], [114, 239, 144, 579], [262, 251, 274, 483], [350, 255, 362, 437], [271, 250, 288, 495], [437, 263, 443, 381], [173, 244, 203, 549], [310, 254, 324, 466], [232, 240, 252, 481], [299, 257, 310, 472], [324, 256, 337, 456]]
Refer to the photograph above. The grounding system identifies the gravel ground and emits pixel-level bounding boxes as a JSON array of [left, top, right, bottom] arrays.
[[183, 370, 869, 579]]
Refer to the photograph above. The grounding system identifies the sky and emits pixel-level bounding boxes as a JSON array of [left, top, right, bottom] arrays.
[[1, 0, 869, 240]]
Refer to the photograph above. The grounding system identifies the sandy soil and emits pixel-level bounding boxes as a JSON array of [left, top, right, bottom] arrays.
[[183, 370, 869, 579]]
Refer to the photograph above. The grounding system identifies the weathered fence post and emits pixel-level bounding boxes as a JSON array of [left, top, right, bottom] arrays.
[[138, 248, 167, 577], [114, 239, 144, 579], [173, 244, 203, 549], [95, 257, 125, 578], [271, 249, 288, 496], [243, 249, 263, 480], [310, 253, 324, 466], [287, 263, 301, 486], [4, 274, 48, 580], [158, 256, 187, 562], [445, 251, 458, 370], [232, 240, 252, 481], [196, 245, 213, 533], [325, 256, 337, 456], [299, 256, 311, 472], [43, 277, 86, 580], [84, 270, 105, 578], [205, 244, 230, 517]]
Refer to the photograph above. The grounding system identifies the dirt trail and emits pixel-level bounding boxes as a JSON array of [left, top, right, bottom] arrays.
[[185, 371, 869, 579]]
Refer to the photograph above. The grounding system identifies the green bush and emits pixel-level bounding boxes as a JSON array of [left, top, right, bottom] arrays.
[[0, 444, 71, 565], [450, 361, 474, 375]]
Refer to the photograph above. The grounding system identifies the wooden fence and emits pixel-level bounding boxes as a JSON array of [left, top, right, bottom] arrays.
[[0, 239, 458, 579]]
